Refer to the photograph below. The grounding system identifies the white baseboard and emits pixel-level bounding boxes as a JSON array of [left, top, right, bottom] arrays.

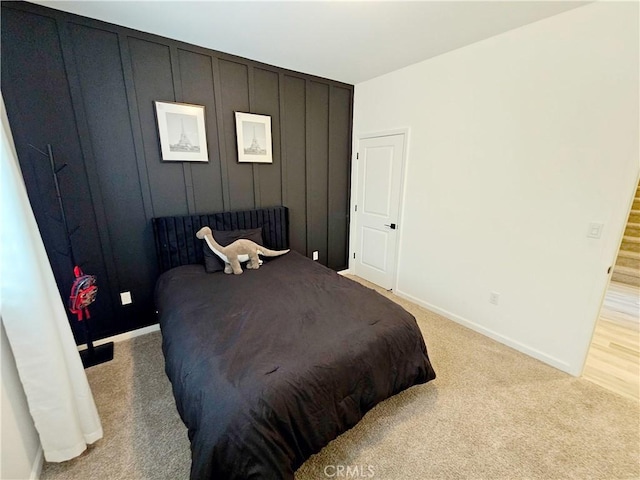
[[77, 323, 160, 351], [394, 289, 576, 376], [30, 445, 43, 480]]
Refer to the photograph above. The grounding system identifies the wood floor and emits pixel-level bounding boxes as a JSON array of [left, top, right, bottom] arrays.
[[583, 281, 640, 401]]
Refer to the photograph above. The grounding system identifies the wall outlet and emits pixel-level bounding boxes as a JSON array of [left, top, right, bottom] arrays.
[[120, 291, 133, 305], [489, 291, 500, 305], [312, 250, 319, 261]]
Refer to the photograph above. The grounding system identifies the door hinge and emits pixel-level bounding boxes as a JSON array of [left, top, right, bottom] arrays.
[[355, 204, 358, 212], [353, 252, 356, 259], [356, 152, 359, 160]]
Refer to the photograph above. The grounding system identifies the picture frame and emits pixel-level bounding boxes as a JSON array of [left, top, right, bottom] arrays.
[[235, 112, 273, 163], [154, 101, 209, 162]]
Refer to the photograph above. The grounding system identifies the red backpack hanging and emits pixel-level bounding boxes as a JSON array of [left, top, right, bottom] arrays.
[[69, 266, 98, 321]]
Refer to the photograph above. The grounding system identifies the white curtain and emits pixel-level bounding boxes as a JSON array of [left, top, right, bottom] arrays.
[[0, 95, 103, 462]]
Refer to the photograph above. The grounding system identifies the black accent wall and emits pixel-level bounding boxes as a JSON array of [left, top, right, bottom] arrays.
[[1, 2, 353, 343]]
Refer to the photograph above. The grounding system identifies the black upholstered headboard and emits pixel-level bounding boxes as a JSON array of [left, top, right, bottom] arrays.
[[152, 206, 289, 274]]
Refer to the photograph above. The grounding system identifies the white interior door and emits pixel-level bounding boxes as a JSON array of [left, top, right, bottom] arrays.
[[353, 133, 405, 290]]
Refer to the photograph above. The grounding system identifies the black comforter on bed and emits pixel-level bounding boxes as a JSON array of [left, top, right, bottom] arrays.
[[155, 251, 436, 480]]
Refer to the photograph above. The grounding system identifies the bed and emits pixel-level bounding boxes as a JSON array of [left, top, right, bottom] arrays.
[[153, 206, 436, 479]]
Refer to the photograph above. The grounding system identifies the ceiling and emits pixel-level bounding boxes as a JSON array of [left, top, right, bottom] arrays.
[[33, 1, 588, 85]]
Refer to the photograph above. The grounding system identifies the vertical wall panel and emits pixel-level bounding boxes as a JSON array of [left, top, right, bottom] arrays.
[[219, 59, 254, 210], [253, 68, 282, 208], [307, 81, 329, 264], [129, 37, 187, 217], [1, 9, 116, 340], [328, 87, 352, 270], [1, 9, 69, 295], [283, 75, 307, 254], [178, 49, 225, 213], [69, 23, 155, 331]]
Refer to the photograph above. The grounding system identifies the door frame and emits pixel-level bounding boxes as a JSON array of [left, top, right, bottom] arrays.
[[348, 128, 410, 291], [580, 169, 640, 377]]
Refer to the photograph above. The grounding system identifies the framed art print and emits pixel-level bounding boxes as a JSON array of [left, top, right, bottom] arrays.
[[235, 112, 273, 163], [155, 101, 209, 162]]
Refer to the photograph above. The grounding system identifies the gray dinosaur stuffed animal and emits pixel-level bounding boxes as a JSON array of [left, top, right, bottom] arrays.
[[196, 226, 289, 274]]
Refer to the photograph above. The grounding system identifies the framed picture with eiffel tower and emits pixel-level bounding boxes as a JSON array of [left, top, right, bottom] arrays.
[[235, 112, 273, 164], [155, 101, 209, 162]]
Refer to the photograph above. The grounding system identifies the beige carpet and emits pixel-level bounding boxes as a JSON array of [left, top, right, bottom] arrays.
[[41, 277, 640, 480]]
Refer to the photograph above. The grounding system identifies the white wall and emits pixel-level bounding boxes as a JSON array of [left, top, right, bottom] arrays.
[[1, 322, 42, 480], [351, 2, 639, 376]]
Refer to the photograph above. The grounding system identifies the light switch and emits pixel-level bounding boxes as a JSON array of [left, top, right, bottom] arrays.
[[587, 222, 604, 239]]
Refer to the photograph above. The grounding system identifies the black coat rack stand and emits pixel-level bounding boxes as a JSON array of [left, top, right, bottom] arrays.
[[30, 143, 113, 368]]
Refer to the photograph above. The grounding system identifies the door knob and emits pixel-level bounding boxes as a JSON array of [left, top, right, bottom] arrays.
[[384, 223, 397, 230]]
